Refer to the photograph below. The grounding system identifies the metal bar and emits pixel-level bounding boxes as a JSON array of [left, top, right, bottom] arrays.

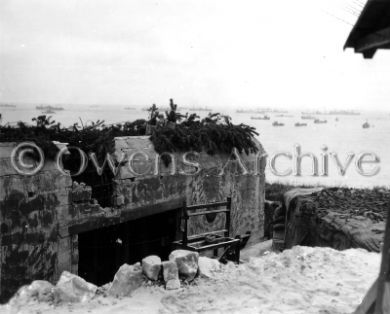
[[185, 201, 229, 211], [187, 209, 230, 217]]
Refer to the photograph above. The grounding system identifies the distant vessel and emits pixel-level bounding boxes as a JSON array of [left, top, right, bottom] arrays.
[[188, 107, 212, 112], [250, 115, 270, 120], [124, 107, 136, 110], [36, 105, 64, 111], [275, 114, 293, 117], [237, 108, 288, 114], [314, 119, 327, 124], [328, 110, 360, 116], [272, 121, 284, 127], [362, 121, 370, 129], [42, 110, 55, 114], [295, 122, 307, 127], [0, 104, 16, 108], [301, 115, 315, 120]]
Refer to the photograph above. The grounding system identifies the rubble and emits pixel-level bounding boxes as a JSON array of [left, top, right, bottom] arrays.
[[169, 250, 199, 281], [198, 256, 221, 278], [55, 271, 97, 303], [108, 263, 143, 297], [142, 255, 162, 281], [8, 280, 55, 306], [162, 261, 180, 290]]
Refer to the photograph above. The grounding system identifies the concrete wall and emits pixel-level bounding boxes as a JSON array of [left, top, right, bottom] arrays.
[[112, 136, 266, 243], [0, 136, 266, 301], [0, 142, 73, 301]]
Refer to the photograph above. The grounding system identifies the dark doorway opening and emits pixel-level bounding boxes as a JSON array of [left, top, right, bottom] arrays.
[[77, 208, 180, 286]]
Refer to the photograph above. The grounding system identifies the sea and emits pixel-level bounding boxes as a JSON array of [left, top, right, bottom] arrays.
[[1, 104, 389, 189]]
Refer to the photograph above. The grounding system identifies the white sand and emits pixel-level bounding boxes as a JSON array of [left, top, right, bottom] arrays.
[[2, 246, 380, 314]]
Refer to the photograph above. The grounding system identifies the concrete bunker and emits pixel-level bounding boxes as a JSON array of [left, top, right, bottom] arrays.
[[0, 136, 266, 301]]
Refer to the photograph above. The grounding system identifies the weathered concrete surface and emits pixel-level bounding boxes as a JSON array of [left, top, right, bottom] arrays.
[[0, 136, 266, 301], [283, 188, 387, 252], [112, 136, 266, 245], [0, 142, 73, 302]]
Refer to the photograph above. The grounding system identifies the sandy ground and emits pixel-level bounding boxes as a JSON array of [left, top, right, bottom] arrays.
[[1, 245, 380, 314]]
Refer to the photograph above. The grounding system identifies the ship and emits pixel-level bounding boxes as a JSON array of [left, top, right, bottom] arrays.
[[272, 121, 284, 127], [301, 115, 316, 120], [36, 105, 64, 111], [314, 119, 327, 124], [295, 122, 307, 127], [250, 115, 270, 120], [362, 121, 370, 129]]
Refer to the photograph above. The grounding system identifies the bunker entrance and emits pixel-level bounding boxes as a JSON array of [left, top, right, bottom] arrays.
[[77, 209, 181, 286]]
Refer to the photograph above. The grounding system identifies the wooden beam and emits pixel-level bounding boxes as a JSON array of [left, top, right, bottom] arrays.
[[120, 198, 184, 222], [68, 197, 185, 234], [355, 26, 390, 54]]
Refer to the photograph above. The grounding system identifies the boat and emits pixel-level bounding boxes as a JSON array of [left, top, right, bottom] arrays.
[[250, 115, 270, 120], [295, 122, 307, 127], [362, 121, 370, 129], [36, 105, 64, 111], [42, 110, 55, 114], [275, 114, 293, 117], [329, 110, 360, 116], [124, 107, 136, 110], [272, 121, 284, 127], [314, 119, 327, 124], [188, 107, 212, 112], [301, 115, 316, 120]]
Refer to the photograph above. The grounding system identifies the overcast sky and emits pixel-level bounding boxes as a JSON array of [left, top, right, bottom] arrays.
[[1, 0, 389, 111]]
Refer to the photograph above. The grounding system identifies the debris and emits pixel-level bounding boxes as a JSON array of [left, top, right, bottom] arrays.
[[169, 250, 199, 281], [166, 279, 181, 290], [198, 256, 221, 278], [9, 280, 55, 306], [162, 261, 180, 289], [108, 263, 143, 297], [55, 271, 97, 303], [142, 255, 162, 281]]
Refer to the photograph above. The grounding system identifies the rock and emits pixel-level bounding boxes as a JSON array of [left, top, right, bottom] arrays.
[[169, 250, 199, 281], [108, 263, 143, 297], [9, 280, 55, 306], [198, 256, 221, 278], [55, 271, 97, 303], [142, 255, 161, 281], [162, 260, 179, 282], [166, 279, 181, 290], [162, 261, 180, 290]]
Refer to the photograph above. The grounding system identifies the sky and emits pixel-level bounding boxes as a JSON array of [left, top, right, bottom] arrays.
[[1, 0, 389, 111]]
